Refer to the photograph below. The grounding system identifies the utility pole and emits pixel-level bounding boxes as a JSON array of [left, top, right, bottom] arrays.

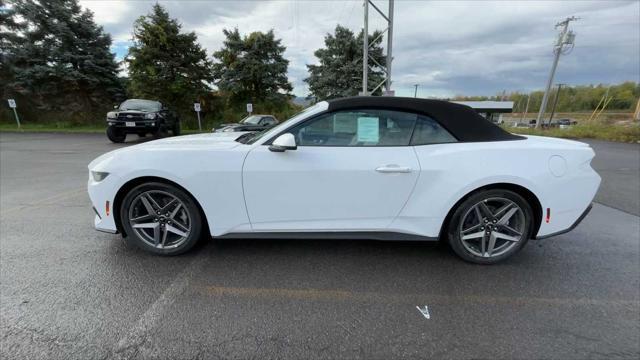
[[385, 0, 394, 94], [522, 94, 530, 122], [535, 16, 578, 128], [548, 83, 564, 123], [414, 84, 419, 98], [362, 0, 368, 95], [362, 0, 394, 96]]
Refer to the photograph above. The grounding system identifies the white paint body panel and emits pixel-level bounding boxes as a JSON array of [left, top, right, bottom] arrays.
[[88, 103, 600, 240], [243, 146, 420, 231]]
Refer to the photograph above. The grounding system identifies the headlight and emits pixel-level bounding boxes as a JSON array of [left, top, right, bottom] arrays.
[[107, 112, 117, 119], [145, 113, 156, 120], [91, 171, 109, 182]]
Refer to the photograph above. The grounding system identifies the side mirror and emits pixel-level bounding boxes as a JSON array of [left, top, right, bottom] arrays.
[[269, 133, 297, 152]]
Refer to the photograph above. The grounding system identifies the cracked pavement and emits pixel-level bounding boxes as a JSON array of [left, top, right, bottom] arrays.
[[1, 132, 639, 359]]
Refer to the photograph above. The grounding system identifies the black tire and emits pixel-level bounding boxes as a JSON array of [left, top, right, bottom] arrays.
[[447, 189, 533, 264], [153, 124, 168, 138], [120, 182, 203, 256], [172, 121, 181, 136], [107, 127, 126, 143]]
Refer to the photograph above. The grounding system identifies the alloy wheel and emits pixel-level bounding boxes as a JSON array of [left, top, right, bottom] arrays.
[[458, 197, 526, 258], [127, 190, 191, 249]]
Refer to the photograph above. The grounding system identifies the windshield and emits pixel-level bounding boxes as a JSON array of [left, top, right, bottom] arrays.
[[240, 115, 262, 125], [236, 102, 327, 145], [119, 100, 161, 112]]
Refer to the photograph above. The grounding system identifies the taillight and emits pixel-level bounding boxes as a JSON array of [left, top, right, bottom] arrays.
[[106, 201, 110, 216], [546, 208, 551, 223]]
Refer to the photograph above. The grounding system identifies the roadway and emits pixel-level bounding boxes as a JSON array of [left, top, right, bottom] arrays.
[[1, 132, 638, 359]]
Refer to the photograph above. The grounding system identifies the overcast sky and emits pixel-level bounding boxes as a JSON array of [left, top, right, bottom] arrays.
[[79, 0, 640, 98]]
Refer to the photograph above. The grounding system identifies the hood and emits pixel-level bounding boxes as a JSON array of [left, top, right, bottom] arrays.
[[88, 132, 249, 171], [141, 132, 247, 146], [117, 109, 149, 113]]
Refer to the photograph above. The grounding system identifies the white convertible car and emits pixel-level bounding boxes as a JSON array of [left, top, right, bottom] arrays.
[[88, 97, 600, 264]]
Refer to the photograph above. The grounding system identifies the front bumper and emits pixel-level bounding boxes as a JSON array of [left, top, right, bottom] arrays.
[[107, 120, 159, 131], [88, 171, 120, 234]]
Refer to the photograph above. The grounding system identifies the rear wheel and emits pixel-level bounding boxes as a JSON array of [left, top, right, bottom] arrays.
[[120, 182, 203, 255], [107, 127, 126, 143], [447, 189, 533, 264]]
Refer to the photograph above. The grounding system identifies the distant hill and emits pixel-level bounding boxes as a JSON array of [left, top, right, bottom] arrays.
[[292, 97, 313, 107]]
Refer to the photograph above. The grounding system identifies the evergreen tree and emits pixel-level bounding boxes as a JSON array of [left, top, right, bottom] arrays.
[[127, 4, 213, 111], [3, 0, 125, 111], [305, 25, 386, 100], [212, 28, 292, 104]]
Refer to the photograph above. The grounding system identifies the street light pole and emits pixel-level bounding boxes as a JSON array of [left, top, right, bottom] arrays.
[[413, 84, 419, 98], [385, 0, 394, 93], [362, 0, 369, 96]]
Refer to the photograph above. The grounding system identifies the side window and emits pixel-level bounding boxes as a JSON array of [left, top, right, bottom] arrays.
[[410, 116, 457, 145], [288, 109, 417, 147], [263, 117, 275, 125]]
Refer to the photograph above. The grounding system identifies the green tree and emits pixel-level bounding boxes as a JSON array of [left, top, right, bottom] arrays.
[[127, 4, 212, 111], [2, 0, 124, 112], [305, 25, 386, 100], [212, 28, 292, 105]]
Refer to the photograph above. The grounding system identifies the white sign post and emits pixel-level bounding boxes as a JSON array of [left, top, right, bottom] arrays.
[[246, 103, 253, 114], [7, 99, 21, 129], [194, 103, 202, 131]]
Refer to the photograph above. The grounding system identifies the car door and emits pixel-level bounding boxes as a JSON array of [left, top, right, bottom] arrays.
[[242, 108, 421, 232]]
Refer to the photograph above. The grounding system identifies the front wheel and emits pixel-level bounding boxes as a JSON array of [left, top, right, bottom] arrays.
[[120, 182, 203, 255], [447, 189, 533, 264], [107, 127, 126, 143]]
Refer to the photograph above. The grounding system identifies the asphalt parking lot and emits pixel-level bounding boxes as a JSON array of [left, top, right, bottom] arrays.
[[1, 132, 639, 359]]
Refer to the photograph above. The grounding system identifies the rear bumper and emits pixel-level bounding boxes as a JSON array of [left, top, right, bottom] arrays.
[[535, 203, 593, 240]]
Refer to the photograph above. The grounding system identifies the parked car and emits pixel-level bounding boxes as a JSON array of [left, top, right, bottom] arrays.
[[106, 99, 180, 143], [214, 114, 278, 133], [558, 118, 577, 129], [88, 97, 600, 264]]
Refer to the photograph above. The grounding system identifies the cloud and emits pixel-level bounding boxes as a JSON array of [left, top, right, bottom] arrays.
[[80, 0, 640, 97]]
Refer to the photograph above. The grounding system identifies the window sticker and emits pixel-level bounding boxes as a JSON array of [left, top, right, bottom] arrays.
[[357, 117, 379, 142]]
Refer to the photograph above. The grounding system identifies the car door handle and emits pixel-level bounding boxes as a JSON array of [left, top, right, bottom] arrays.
[[375, 165, 412, 173]]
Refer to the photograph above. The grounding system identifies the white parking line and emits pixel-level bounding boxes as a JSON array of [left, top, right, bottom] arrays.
[[112, 255, 208, 359]]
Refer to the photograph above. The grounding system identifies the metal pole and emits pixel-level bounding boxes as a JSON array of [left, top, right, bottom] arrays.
[[362, 0, 369, 96], [414, 84, 419, 98], [535, 47, 561, 128], [536, 17, 576, 128], [197, 112, 201, 132], [12, 108, 21, 129], [385, 0, 394, 92], [522, 94, 530, 122], [548, 83, 563, 123]]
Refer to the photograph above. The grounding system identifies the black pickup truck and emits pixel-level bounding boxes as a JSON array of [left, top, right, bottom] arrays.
[[106, 99, 180, 143]]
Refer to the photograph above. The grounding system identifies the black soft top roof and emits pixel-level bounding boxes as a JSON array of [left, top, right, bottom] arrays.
[[327, 96, 522, 142]]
